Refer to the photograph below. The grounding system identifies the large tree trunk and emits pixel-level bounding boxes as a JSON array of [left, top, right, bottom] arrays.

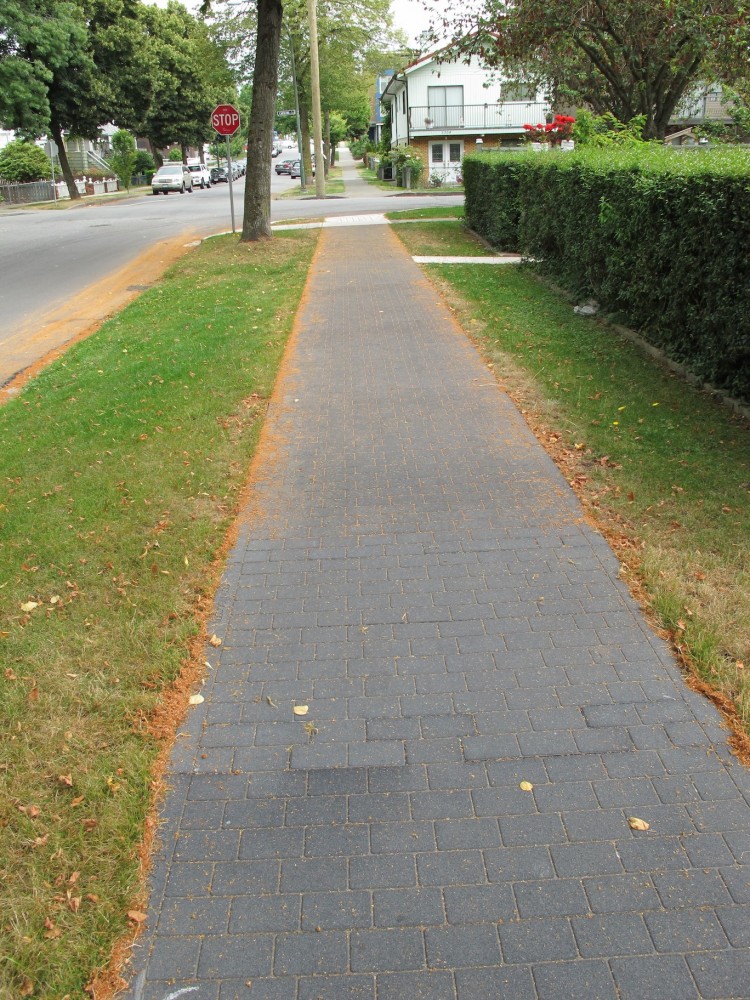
[[242, 0, 283, 241], [51, 119, 80, 201], [147, 138, 163, 168]]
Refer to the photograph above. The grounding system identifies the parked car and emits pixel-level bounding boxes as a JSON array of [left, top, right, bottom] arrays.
[[186, 162, 212, 189], [289, 159, 315, 179], [151, 164, 193, 194], [275, 157, 296, 175], [210, 166, 228, 183]]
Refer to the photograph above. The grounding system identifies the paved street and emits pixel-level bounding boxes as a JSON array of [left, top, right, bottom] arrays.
[[122, 215, 750, 999]]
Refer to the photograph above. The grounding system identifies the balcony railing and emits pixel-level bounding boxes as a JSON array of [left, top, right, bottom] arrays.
[[409, 102, 550, 132]]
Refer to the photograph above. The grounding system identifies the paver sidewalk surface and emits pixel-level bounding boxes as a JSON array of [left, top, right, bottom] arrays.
[[124, 221, 750, 1000]]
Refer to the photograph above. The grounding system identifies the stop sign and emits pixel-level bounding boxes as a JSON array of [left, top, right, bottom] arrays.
[[211, 104, 241, 136]]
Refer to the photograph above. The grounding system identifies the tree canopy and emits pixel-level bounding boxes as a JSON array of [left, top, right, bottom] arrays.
[[434, 0, 750, 138]]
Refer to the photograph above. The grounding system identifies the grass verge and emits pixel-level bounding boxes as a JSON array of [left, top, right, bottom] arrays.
[[0, 229, 318, 998], [388, 219, 492, 257], [391, 220, 750, 737], [386, 207, 465, 221]]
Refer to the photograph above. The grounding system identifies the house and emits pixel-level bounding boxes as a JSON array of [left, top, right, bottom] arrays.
[[369, 71, 395, 146], [380, 48, 550, 182]]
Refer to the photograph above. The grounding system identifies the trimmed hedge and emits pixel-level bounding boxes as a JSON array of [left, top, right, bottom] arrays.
[[464, 147, 750, 403]]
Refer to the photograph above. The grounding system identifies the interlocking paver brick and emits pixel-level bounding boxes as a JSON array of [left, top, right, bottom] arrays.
[[122, 200, 750, 1000]]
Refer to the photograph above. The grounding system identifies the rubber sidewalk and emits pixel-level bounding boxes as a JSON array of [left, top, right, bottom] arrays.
[[123, 221, 750, 1000]]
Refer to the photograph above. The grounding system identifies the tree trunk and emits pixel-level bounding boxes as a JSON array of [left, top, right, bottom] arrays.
[[51, 119, 80, 200], [147, 138, 163, 168], [242, 0, 283, 241]]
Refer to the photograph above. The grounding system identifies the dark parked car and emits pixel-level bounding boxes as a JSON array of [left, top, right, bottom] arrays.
[[210, 166, 228, 183], [275, 157, 296, 175]]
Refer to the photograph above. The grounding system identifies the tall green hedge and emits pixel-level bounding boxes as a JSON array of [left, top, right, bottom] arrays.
[[464, 147, 750, 403]]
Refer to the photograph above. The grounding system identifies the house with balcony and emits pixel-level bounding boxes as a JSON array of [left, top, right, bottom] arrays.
[[380, 49, 550, 182]]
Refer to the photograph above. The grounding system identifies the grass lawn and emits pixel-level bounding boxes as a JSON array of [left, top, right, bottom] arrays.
[[391, 220, 750, 739], [0, 229, 318, 998], [355, 163, 398, 191], [277, 166, 344, 199], [388, 219, 492, 257], [386, 207, 465, 221]]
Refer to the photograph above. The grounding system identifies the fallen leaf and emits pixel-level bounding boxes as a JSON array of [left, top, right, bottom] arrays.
[[519, 781, 534, 792], [28, 685, 39, 702], [304, 721, 318, 736], [50, 595, 62, 605], [58, 774, 73, 787], [188, 694, 204, 705], [67, 894, 81, 913], [208, 634, 222, 647], [628, 816, 650, 831], [82, 818, 97, 832], [71, 795, 85, 808], [21, 602, 39, 613], [737, 661, 745, 671], [5, 668, 17, 681], [266, 696, 278, 709], [293, 705, 309, 717], [127, 910, 148, 924], [20, 976, 34, 996], [33, 835, 49, 848]]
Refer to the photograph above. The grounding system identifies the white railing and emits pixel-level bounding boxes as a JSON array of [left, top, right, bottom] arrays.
[[409, 102, 550, 132]]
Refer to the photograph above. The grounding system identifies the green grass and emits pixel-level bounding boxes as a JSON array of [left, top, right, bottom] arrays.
[[390, 226, 750, 732], [355, 163, 398, 191], [277, 166, 344, 198], [387, 207, 465, 221], [0, 230, 318, 998], [388, 219, 493, 257]]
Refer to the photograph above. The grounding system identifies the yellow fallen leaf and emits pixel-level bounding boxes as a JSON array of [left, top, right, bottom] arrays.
[[519, 781, 534, 792], [208, 634, 222, 647], [58, 774, 73, 787], [188, 694, 204, 705], [127, 910, 148, 924], [628, 816, 650, 831], [21, 601, 39, 613], [50, 595, 62, 605], [293, 705, 309, 717]]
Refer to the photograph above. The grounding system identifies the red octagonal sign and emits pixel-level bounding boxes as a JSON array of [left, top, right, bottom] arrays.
[[211, 104, 241, 136]]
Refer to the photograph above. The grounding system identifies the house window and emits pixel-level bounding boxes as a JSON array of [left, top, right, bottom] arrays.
[[431, 141, 463, 164], [499, 82, 536, 101], [428, 86, 464, 128]]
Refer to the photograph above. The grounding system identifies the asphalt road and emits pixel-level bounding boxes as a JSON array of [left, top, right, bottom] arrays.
[[0, 162, 463, 388]]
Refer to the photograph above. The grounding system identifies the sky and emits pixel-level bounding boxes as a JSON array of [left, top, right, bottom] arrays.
[[390, 0, 433, 45], [141, 0, 444, 49]]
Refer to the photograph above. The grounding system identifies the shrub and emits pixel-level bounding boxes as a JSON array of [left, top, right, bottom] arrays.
[[464, 146, 750, 402], [0, 140, 53, 183], [109, 129, 138, 190]]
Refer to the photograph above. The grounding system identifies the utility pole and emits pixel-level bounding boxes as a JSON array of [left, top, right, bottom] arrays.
[[307, 0, 326, 198], [287, 28, 305, 188]]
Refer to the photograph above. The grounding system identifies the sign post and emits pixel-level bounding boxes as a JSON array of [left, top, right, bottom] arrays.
[[211, 104, 241, 233]]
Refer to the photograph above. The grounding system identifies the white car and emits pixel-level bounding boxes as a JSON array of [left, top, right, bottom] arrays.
[[186, 162, 212, 189], [151, 164, 193, 194]]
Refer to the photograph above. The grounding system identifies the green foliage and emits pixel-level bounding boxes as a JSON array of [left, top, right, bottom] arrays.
[[349, 135, 374, 160], [572, 110, 648, 147], [167, 147, 184, 161], [464, 146, 750, 401], [389, 144, 424, 185], [133, 149, 155, 174], [109, 127, 137, 189], [438, 0, 749, 139], [0, 138, 52, 181]]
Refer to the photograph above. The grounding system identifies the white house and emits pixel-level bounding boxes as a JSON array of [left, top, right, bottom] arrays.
[[380, 49, 550, 183]]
